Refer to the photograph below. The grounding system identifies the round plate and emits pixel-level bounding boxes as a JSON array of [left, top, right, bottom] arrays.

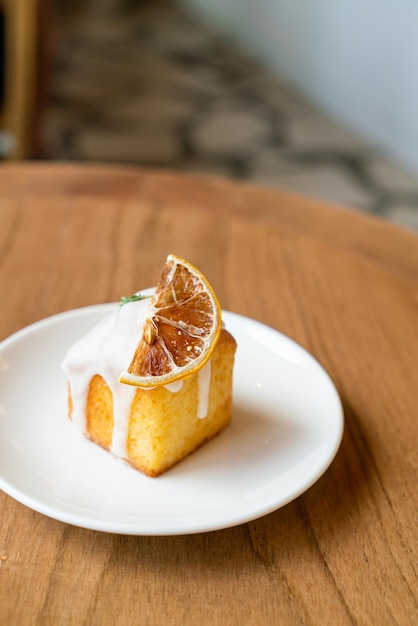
[[0, 305, 343, 535]]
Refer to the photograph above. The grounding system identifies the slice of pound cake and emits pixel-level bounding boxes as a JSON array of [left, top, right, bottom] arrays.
[[62, 254, 237, 477]]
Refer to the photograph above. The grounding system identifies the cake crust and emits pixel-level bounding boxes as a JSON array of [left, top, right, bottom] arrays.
[[70, 329, 236, 476]]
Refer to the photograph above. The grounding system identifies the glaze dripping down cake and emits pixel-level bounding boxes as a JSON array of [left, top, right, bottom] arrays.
[[62, 254, 237, 477]]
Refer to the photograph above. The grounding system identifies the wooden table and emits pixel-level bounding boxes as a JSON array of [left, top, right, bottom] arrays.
[[0, 163, 417, 625]]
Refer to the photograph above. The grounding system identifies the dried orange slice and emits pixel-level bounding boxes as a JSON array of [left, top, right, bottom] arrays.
[[119, 254, 221, 387]]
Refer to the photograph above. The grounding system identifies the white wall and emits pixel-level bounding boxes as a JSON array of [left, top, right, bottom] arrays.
[[182, 0, 418, 174]]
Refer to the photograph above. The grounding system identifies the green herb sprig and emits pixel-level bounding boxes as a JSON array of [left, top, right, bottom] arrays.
[[119, 293, 150, 307]]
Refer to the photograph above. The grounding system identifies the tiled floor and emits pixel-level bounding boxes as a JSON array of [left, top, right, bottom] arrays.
[[46, 0, 418, 231]]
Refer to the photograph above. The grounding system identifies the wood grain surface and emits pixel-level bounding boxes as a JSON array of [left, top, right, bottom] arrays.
[[0, 163, 417, 625]]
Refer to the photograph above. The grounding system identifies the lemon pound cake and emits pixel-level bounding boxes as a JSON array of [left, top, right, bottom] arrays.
[[62, 254, 237, 477]]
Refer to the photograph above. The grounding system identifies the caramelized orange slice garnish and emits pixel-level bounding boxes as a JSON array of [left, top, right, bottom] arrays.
[[119, 254, 221, 387]]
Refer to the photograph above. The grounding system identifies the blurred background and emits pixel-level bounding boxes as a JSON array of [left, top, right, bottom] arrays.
[[1, 0, 418, 231]]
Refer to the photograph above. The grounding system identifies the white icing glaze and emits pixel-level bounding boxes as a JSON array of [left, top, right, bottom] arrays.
[[61, 298, 211, 459]]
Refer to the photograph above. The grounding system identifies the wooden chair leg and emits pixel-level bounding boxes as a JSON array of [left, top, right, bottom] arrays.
[[1, 0, 39, 160]]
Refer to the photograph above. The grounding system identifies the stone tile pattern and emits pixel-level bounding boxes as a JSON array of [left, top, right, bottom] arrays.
[[46, 0, 418, 231]]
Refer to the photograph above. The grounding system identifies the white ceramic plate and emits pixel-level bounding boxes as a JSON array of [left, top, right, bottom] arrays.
[[0, 305, 343, 535]]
